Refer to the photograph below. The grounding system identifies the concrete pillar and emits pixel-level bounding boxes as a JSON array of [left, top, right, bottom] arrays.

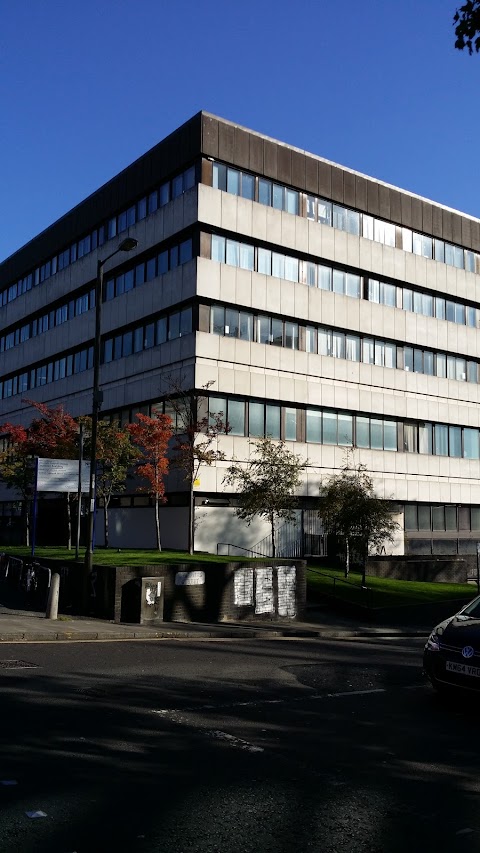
[[46, 573, 60, 620]]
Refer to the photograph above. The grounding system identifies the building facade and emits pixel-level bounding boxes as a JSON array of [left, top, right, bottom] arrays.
[[1, 112, 480, 556]]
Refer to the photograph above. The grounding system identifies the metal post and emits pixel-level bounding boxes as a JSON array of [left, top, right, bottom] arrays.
[[31, 457, 39, 558], [83, 238, 138, 601], [84, 259, 103, 579], [75, 423, 84, 560], [476, 542, 480, 594]]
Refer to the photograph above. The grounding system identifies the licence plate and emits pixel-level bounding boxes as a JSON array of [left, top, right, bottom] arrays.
[[446, 661, 480, 677]]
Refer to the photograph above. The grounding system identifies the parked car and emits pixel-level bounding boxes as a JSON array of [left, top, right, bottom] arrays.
[[424, 595, 480, 693]]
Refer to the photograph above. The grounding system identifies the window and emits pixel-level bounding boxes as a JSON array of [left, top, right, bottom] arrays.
[[266, 405, 280, 439], [306, 410, 322, 443], [404, 505, 417, 530], [318, 199, 332, 226], [356, 417, 370, 448], [225, 308, 239, 337], [228, 400, 245, 436], [249, 402, 264, 437], [435, 425, 448, 456], [318, 265, 332, 291], [285, 322, 298, 349], [464, 429, 479, 459], [338, 413, 353, 446], [404, 424, 417, 453], [345, 334, 360, 362], [285, 408, 297, 441], [323, 411, 337, 445], [212, 235, 226, 263], [258, 248, 271, 276]]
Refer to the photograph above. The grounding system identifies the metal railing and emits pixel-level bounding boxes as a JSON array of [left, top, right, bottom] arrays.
[[0, 554, 52, 609], [218, 511, 327, 559], [308, 566, 373, 608]]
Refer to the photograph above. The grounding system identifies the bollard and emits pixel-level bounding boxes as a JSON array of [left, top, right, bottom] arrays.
[[46, 573, 60, 620]]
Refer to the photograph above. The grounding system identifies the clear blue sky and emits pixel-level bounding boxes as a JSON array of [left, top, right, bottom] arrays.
[[1, 0, 479, 262]]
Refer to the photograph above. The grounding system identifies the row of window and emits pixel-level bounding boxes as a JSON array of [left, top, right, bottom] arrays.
[[404, 504, 480, 532], [0, 237, 193, 358], [212, 161, 480, 275], [72, 392, 480, 463], [103, 307, 192, 362], [210, 304, 480, 383], [1, 166, 197, 308], [0, 302, 194, 402], [204, 394, 480, 459], [210, 235, 478, 329], [104, 238, 192, 301], [0, 288, 95, 354], [0, 346, 94, 400]]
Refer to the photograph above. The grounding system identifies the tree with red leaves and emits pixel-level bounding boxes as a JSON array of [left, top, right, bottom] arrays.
[[80, 418, 139, 548], [127, 413, 172, 551], [25, 400, 78, 461], [0, 401, 78, 546], [0, 423, 32, 545]]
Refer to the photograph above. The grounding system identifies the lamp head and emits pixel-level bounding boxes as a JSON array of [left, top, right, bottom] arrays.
[[118, 237, 138, 252]]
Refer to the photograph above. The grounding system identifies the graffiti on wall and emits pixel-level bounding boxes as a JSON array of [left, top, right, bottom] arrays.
[[234, 567, 254, 606], [277, 565, 296, 617], [255, 567, 274, 614]]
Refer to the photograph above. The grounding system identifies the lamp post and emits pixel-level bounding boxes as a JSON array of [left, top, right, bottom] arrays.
[[84, 237, 138, 584]]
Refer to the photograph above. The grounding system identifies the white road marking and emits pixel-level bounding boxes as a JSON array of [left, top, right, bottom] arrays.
[[324, 688, 386, 698], [153, 686, 393, 717], [204, 730, 264, 753], [152, 708, 263, 753]]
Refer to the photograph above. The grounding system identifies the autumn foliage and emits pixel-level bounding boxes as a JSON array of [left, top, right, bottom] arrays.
[[0, 401, 79, 545], [128, 413, 172, 550]]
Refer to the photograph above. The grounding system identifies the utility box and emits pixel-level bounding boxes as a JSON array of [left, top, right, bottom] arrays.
[[140, 577, 164, 625], [120, 576, 164, 624]]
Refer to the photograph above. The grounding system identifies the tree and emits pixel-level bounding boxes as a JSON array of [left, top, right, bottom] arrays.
[[0, 402, 78, 547], [80, 418, 139, 548], [164, 380, 228, 555], [127, 413, 172, 551], [24, 400, 78, 460], [0, 424, 32, 545], [454, 1, 480, 53], [25, 401, 78, 548], [318, 460, 399, 583], [223, 438, 308, 557]]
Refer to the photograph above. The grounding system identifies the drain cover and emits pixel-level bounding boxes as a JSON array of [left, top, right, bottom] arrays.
[[0, 660, 38, 670]]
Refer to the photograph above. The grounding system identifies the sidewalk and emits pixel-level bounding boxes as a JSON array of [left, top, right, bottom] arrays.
[[0, 604, 431, 643]]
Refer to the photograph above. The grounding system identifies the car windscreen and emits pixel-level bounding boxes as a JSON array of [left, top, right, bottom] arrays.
[[461, 598, 480, 618]]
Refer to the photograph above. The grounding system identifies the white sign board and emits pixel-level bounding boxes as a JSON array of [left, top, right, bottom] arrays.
[[175, 571, 205, 586], [37, 458, 91, 493]]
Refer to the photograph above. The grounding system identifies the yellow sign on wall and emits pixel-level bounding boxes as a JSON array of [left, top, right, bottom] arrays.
[[193, 478, 200, 487]]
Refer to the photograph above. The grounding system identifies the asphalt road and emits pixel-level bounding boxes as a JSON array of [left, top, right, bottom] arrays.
[[0, 635, 478, 853]]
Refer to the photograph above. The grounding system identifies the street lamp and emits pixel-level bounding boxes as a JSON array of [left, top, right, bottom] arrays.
[[84, 237, 138, 582]]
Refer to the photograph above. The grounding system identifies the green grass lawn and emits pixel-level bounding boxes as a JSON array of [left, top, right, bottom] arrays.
[[2, 548, 476, 609], [0, 546, 261, 566], [308, 565, 476, 609]]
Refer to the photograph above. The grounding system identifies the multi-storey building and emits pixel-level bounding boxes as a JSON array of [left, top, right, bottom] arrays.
[[1, 111, 480, 556]]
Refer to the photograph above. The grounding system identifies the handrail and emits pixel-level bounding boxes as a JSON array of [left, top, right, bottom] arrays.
[[308, 566, 373, 608], [217, 543, 266, 558]]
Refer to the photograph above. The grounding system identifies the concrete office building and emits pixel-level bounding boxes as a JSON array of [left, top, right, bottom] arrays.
[[1, 112, 480, 556]]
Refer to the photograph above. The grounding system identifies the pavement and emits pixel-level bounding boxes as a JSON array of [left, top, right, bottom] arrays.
[[0, 602, 433, 643]]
